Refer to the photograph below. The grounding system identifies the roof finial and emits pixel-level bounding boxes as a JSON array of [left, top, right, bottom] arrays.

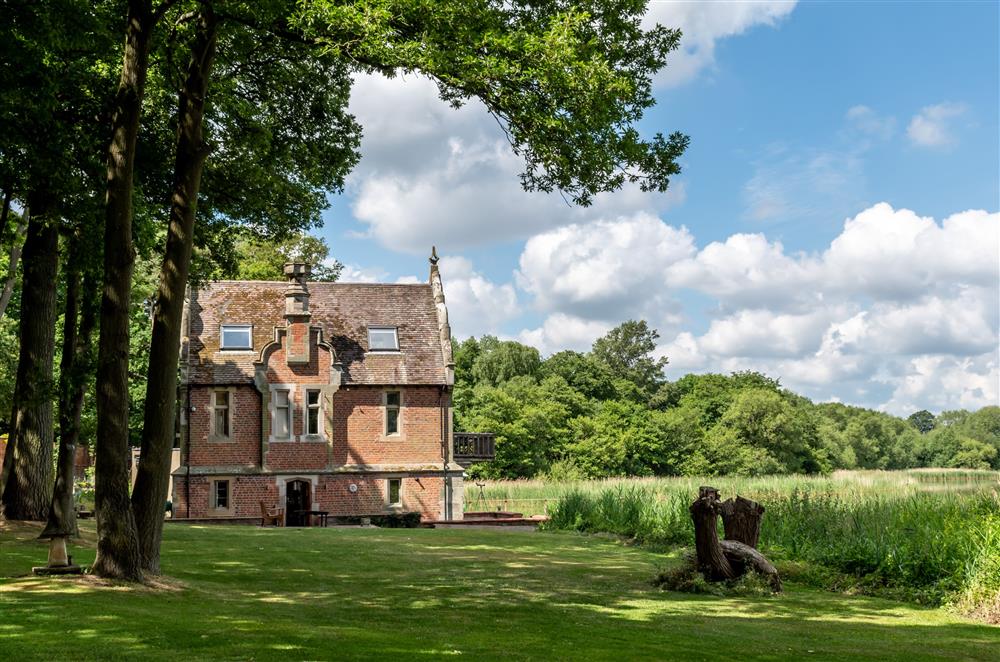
[[429, 245, 439, 265]]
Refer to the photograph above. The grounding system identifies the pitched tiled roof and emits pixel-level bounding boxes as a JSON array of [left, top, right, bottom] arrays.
[[186, 281, 448, 385]]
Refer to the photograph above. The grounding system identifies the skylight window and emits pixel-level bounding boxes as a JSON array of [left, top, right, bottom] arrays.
[[221, 325, 252, 350], [368, 327, 399, 351]]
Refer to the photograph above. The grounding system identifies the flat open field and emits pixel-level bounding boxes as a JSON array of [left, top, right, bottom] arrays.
[[1, 520, 997, 661]]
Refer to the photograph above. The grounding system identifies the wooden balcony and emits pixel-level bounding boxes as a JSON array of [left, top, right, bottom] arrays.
[[453, 432, 496, 464]]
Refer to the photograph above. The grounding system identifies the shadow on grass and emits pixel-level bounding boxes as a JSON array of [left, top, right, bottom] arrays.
[[2, 523, 997, 661]]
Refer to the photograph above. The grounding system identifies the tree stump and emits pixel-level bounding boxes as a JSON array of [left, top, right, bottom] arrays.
[[689, 487, 781, 591], [689, 486, 734, 581], [720, 496, 765, 548]]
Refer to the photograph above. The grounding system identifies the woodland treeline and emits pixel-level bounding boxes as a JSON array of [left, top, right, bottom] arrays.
[[453, 321, 1000, 479], [0, 0, 689, 580]]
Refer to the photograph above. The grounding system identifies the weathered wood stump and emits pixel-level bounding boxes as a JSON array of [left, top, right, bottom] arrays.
[[689, 487, 780, 591], [720, 495, 765, 548]]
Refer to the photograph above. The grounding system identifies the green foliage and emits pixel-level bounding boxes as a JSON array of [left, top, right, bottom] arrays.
[[295, 0, 688, 206], [232, 234, 342, 282], [541, 350, 616, 401], [541, 471, 1000, 612], [907, 409, 936, 434], [469, 336, 541, 387], [455, 320, 994, 479], [591, 320, 667, 395]]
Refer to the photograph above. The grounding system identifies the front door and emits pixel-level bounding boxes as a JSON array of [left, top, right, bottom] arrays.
[[285, 480, 311, 527]]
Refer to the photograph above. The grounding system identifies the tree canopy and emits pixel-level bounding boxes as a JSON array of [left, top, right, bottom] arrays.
[[454, 322, 1000, 479]]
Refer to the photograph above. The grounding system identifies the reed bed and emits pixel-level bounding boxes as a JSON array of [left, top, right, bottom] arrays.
[[465, 470, 1000, 617]]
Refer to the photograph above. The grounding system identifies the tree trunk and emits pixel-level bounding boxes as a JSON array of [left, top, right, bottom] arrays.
[[719, 540, 782, 592], [689, 486, 734, 581], [0, 188, 11, 244], [720, 496, 765, 549], [689, 487, 781, 592], [43, 234, 97, 538], [133, 6, 218, 574], [0, 218, 29, 322], [92, 0, 159, 581], [1, 200, 59, 521]]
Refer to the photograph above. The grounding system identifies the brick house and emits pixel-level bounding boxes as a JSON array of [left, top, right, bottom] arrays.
[[171, 253, 492, 524]]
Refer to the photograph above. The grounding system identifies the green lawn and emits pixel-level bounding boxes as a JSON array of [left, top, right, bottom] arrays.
[[1, 521, 997, 661]]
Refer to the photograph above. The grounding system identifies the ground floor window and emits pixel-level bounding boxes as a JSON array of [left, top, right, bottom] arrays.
[[387, 478, 401, 507], [212, 479, 230, 510]]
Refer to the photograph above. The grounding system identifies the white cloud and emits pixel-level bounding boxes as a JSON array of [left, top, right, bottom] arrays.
[[907, 102, 967, 147], [339, 264, 389, 283], [666, 232, 821, 311], [438, 256, 519, 338], [516, 212, 695, 320], [644, 1, 797, 86], [518, 314, 613, 355], [506, 202, 998, 413], [845, 105, 896, 140], [880, 354, 999, 415], [344, 2, 795, 253], [347, 75, 682, 253]]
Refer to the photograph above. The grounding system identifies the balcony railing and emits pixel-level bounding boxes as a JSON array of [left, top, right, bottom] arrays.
[[453, 432, 496, 464]]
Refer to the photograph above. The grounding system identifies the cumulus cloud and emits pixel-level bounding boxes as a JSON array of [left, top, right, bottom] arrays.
[[516, 213, 695, 320], [644, 1, 797, 86], [504, 202, 998, 413], [339, 264, 389, 283], [437, 256, 519, 339], [907, 102, 967, 147], [518, 314, 613, 355], [343, 3, 795, 253], [347, 75, 682, 253]]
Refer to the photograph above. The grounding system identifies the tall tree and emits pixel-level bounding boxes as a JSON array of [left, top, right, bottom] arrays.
[[591, 320, 668, 395], [43, 232, 99, 540], [132, 3, 219, 576], [0, 205, 59, 520], [92, 0, 174, 581], [131, 1, 361, 573]]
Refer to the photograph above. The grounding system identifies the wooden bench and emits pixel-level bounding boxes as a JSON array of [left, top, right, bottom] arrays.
[[259, 501, 283, 527]]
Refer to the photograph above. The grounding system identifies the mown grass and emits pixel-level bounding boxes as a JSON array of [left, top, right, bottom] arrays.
[[510, 470, 1000, 620], [1, 520, 998, 660]]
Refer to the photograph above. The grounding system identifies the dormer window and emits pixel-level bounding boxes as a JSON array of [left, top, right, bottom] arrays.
[[368, 327, 399, 351], [221, 324, 252, 350]]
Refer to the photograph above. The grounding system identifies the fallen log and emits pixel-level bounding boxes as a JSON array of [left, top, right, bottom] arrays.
[[720, 540, 782, 592]]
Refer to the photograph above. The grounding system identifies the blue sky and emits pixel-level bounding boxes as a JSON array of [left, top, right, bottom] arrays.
[[313, 1, 999, 414]]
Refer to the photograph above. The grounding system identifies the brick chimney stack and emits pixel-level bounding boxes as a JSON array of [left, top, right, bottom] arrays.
[[283, 262, 311, 365]]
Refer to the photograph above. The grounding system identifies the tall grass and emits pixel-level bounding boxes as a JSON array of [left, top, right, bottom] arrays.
[[468, 470, 1000, 616]]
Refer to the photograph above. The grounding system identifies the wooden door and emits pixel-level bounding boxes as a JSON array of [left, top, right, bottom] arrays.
[[286, 480, 311, 526]]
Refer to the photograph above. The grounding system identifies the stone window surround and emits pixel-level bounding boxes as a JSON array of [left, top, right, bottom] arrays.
[[268, 384, 297, 444], [382, 388, 405, 441], [207, 476, 235, 517], [208, 387, 237, 443], [300, 386, 329, 443], [385, 476, 404, 510]]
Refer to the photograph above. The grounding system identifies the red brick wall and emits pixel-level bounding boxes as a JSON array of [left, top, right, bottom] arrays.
[[174, 474, 444, 520], [334, 386, 446, 466], [187, 384, 446, 470], [189, 386, 261, 467], [264, 328, 331, 386]]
